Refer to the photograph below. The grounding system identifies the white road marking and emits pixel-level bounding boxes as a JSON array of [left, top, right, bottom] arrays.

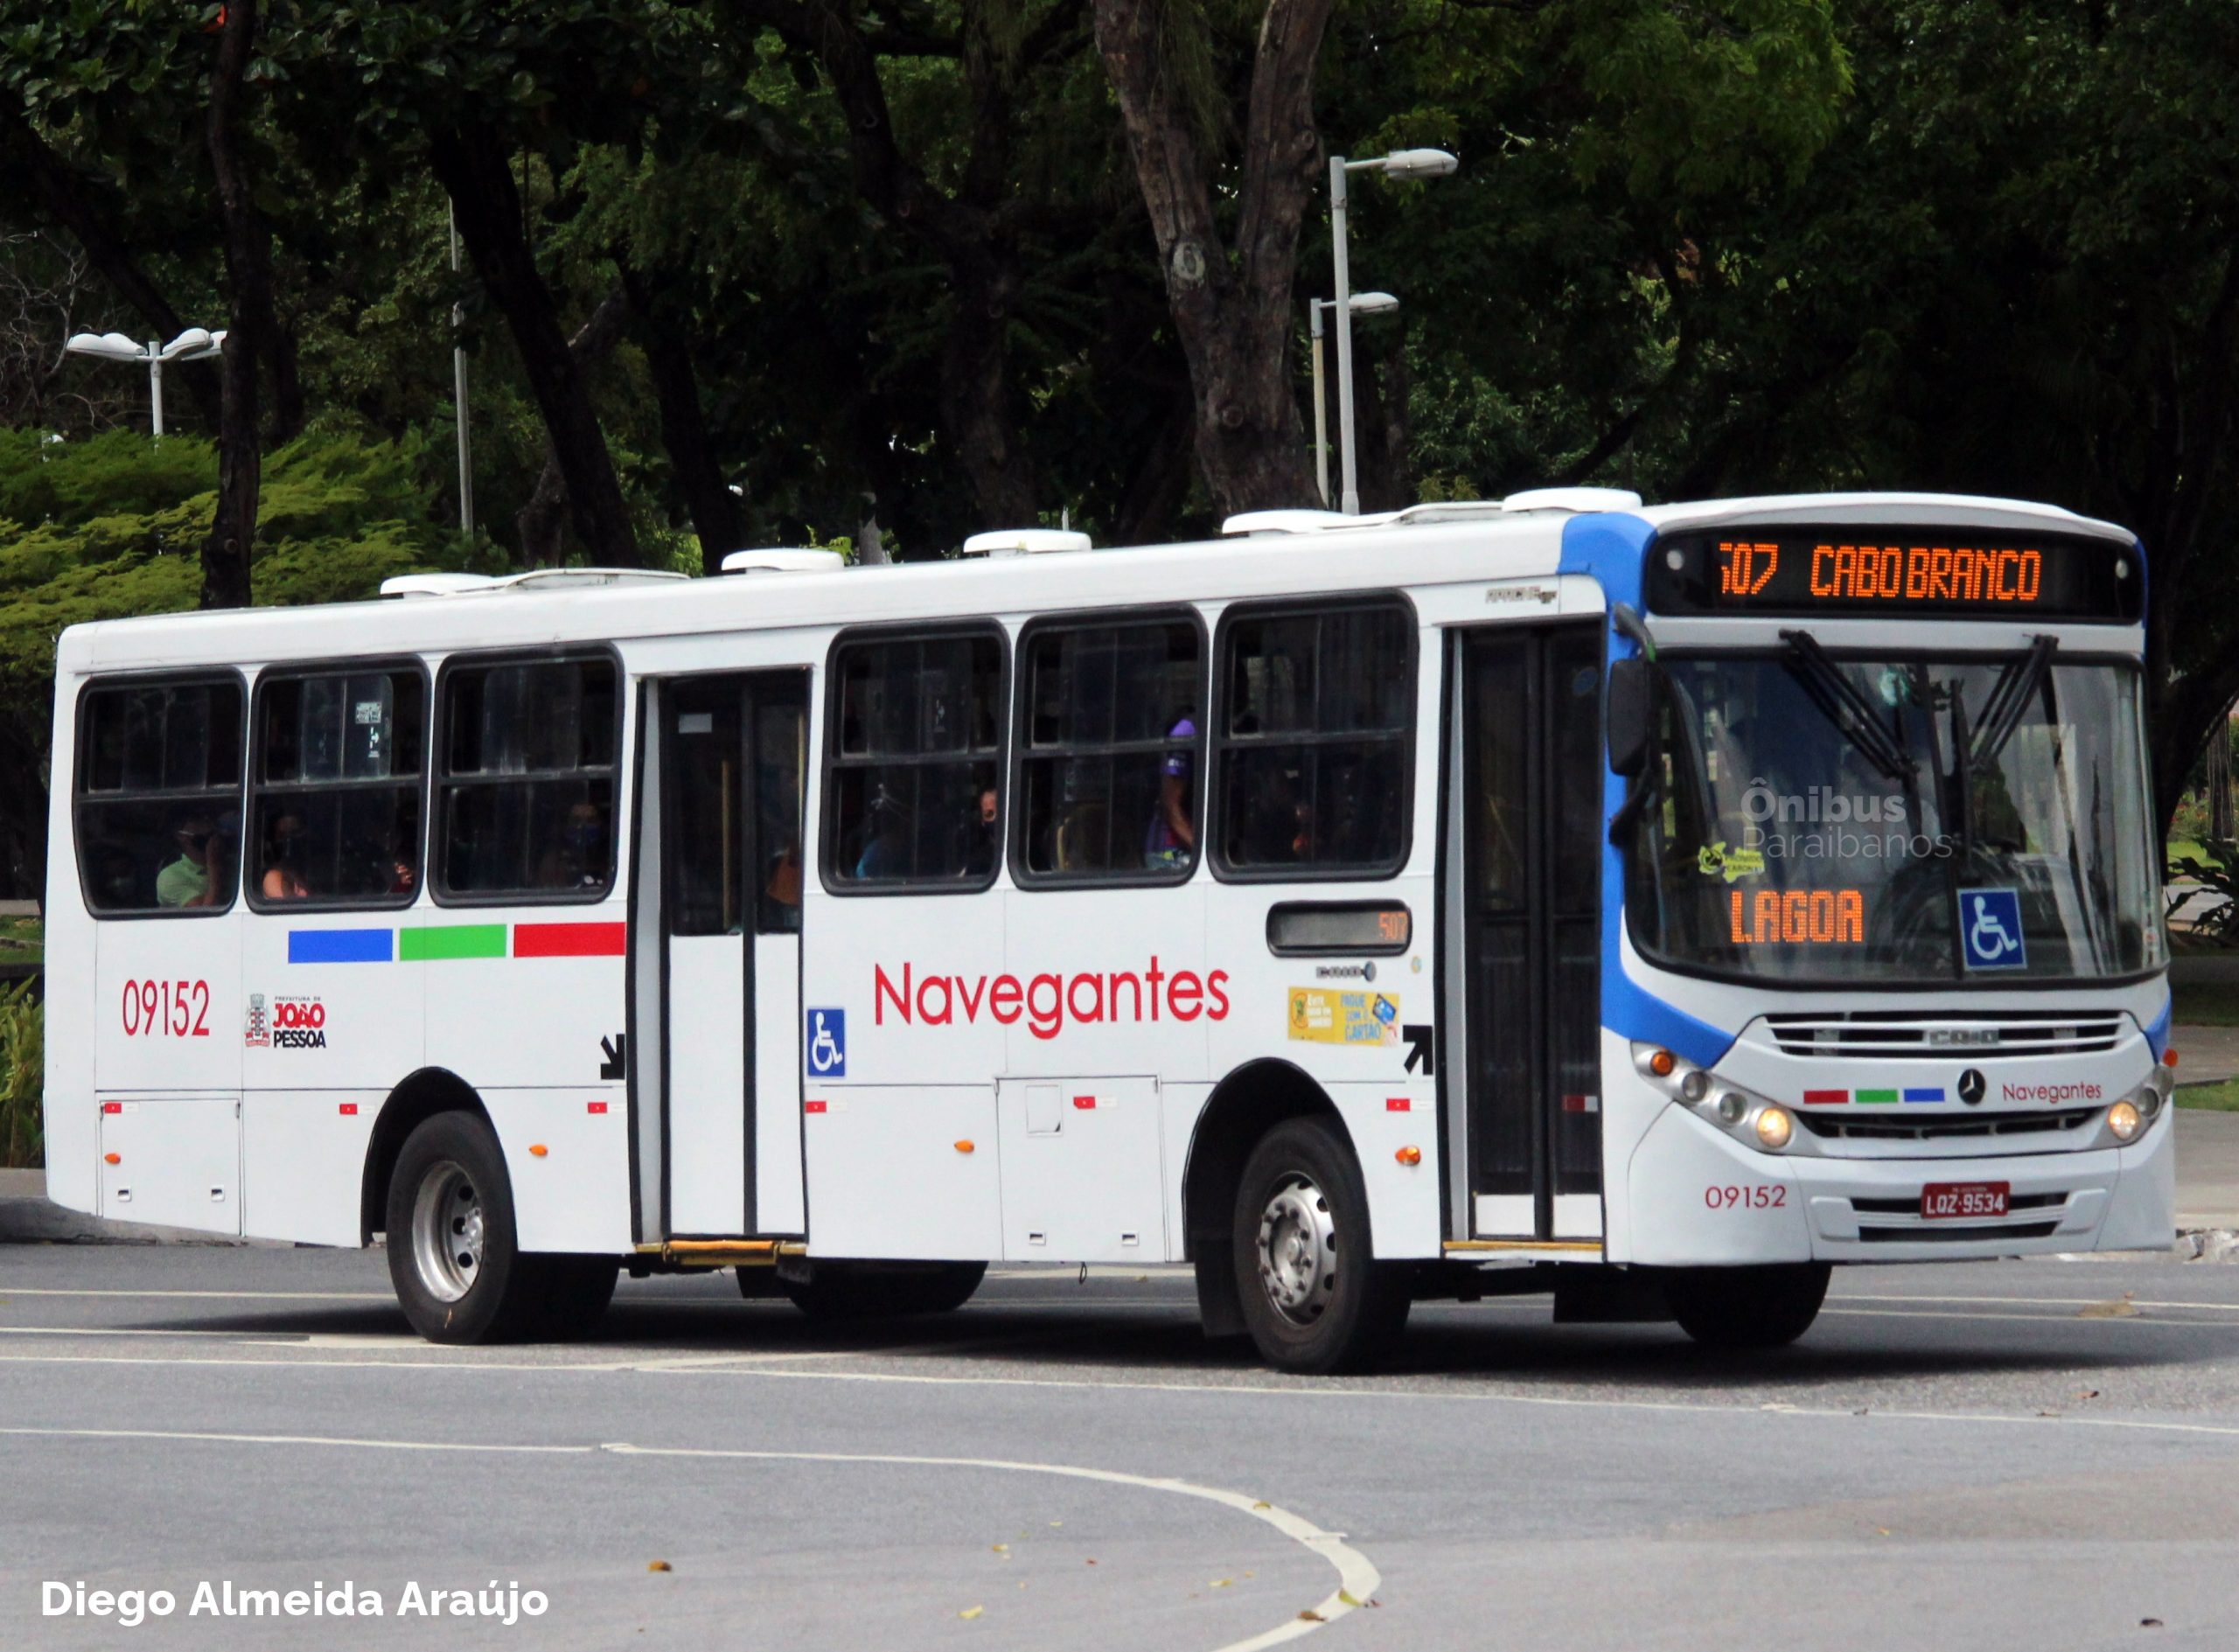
[[598, 1441, 1378, 1649], [9, 1347, 2239, 1448], [1821, 1307, 2236, 1328], [0, 1425, 587, 1455], [0, 1425, 1377, 1650], [0, 1287, 391, 1300], [1831, 1293, 2239, 1314]]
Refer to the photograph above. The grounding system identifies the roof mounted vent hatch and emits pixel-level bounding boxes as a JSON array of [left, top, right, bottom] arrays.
[[379, 568, 689, 598], [720, 548, 847, 575], [961, 528, 1092, 557]]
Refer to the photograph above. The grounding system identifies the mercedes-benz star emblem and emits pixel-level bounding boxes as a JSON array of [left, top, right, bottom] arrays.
[[1957, 1068, 1987, 1106]]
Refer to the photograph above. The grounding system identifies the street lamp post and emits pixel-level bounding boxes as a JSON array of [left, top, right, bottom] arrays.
[[1308, 292, 1399, 506], [1328, 148, 1458, 514], [63, 328, 227, 437]]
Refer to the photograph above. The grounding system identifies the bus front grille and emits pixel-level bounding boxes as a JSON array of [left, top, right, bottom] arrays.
[[1796, 1107, 2098, 1143], [1764, 1010, 2124, 1060]]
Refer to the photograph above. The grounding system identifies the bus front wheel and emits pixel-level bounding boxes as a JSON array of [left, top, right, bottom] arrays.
[[1661, 1263, 1831, 1349], [386, 1112, 559, 1344], [1231, 1117, 1410, 1375]]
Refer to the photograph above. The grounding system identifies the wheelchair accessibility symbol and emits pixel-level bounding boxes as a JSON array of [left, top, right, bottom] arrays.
[[806, 1007, 847, 1077], [1958, 888, 2026, 971]]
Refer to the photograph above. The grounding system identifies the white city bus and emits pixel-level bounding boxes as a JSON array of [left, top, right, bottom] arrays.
[[41, 489, 2176, 1371]]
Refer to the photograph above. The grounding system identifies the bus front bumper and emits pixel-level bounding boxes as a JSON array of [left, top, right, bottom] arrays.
[[1623, 1101, 2176, 1265]]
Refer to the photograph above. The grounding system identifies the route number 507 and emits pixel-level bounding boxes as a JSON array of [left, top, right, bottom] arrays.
[[121, 979, 210, 1038]]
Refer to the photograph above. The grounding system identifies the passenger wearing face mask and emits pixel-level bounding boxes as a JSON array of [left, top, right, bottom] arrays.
[[261, 811, 311, 901], [538, 801, 610, 890]]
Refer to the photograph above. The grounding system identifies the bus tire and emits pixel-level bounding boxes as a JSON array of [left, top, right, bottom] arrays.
[[1662, 1263, 1831, 1349], [385, 1112, 540, 1345], [778, 1260, 987, 1320], [1231, 1117, 1410, 1375]]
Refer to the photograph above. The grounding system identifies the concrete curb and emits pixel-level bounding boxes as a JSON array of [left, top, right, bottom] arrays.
[[2175, 1230, 2239, 1264]]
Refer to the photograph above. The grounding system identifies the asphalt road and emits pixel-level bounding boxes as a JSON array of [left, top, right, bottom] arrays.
[[3, 1245, 2238, 1650]]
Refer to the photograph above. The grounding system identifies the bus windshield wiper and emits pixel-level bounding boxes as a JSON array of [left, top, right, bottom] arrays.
[[1777, 630, 1917, 784], [1967, 635, 2057, 775]]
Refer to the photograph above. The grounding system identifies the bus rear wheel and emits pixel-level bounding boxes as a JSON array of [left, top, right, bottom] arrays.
[[1231, 1118, 1409, 1375], [771, 1260, 987, 1320], [1662, 1263, 1831, 1350], [386, 1112, 560, 1345]]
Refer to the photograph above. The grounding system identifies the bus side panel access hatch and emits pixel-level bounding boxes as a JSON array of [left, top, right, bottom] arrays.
[[1455, 624, 1604, 1241], [995, 1076, 1162, 1260]]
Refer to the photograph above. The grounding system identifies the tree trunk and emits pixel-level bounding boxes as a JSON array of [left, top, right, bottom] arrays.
[[627, 273, 746, 575], [429, 122, 643, 568], [1, 112, 223, 430], [731, 0, 1042, 530], [1092, 0, 1329, 517], [514, 289, 631, 568], [199, 0, 272, 610], [266, 316, 305, 444]]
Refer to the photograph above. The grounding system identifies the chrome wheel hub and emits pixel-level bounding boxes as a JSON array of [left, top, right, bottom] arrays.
[[1256, 1173, 1337, 1326], [411, 1161, 485, 1303]]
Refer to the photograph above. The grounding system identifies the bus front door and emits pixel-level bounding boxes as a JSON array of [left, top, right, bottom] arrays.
[[1453, 624, 1604, 1242], [655, 672, 809, 1238]]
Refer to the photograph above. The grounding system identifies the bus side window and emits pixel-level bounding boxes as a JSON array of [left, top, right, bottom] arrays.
[[436, 656, 619, 901], [1015, 616, 1203, 883], [73, 677, 245, 916], [1213, 601, 1413, 876], [824, 629, 1004, 889], [250, 668, 427, 910]]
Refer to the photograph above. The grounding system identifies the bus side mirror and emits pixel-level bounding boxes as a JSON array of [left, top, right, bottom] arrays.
[[1607, 657, 1652, 778]]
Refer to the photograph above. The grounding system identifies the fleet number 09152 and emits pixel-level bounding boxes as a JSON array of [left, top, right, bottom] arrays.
[[120, 979, 210, 1038], [1705, 1184, 1787, 1210]]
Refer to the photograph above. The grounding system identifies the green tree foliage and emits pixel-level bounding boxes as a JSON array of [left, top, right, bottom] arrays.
[[0, 427, 465, 895]]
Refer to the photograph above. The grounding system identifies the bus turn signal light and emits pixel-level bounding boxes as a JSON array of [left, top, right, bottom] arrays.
[[104, 1152, 120, 1165], [1649, 1049, 1677, 1077], [1396, 1146, 1422, 1167], [2165, 1048, 2180, 1069], [528, 1144, 548, 1157], [955, 1140, 975, 1154]]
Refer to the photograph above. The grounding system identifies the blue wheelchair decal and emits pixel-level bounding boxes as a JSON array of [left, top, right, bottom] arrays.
[[1958, 888, 2026, 971], [806, 1007, 847, 1077]]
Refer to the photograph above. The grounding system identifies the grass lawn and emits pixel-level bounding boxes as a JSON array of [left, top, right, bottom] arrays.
[[2173, 979, 2239, 1027], [2171, 839, 2208, 869], [0, 916, 39, 965], [2178, 1077, 2239, 1112]]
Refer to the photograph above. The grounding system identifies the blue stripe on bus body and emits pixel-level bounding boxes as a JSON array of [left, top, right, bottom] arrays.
[[2144, 993, 2172, 1061], [1902, 1087, 1943, 1104], [287, 928, 394, 964], [1559, 510, 1738, 1072]]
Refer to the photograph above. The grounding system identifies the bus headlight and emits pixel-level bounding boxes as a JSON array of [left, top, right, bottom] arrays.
[[2106, 1099, 2143, 1143], [1716, 1091, 1748, 1125], [1754, 1105, 1795, 1151], [2134, 1084, 2163, 1121]]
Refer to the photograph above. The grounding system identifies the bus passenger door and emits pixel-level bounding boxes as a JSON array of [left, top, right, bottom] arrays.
[[1453, 624, 1604, 1241], [658, 671, 809, 1237]]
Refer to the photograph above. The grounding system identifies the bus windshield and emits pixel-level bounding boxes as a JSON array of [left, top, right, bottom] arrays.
[[1625, 649, 2164, 984]]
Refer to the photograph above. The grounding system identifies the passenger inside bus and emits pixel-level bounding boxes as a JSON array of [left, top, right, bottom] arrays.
[[260, 812, 311, 901], [536, 799, 610, 890], [156, 815, 218, 907], [1143, 711, 1197, 869]]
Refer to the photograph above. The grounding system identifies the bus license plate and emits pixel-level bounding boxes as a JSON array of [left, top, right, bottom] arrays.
[[1922, 1181, 2009, 1219]]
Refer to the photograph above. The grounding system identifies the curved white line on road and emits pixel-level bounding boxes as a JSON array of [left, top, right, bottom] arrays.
[[0, 1425, 1379, 1650], [598, 1442, 1378, 1651]]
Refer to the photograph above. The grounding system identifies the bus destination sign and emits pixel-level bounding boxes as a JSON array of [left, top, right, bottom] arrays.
[[1646, 526, 2142, 621]]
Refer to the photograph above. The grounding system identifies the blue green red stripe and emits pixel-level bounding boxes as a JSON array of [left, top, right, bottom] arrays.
[[288, 920, 624, 962]]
